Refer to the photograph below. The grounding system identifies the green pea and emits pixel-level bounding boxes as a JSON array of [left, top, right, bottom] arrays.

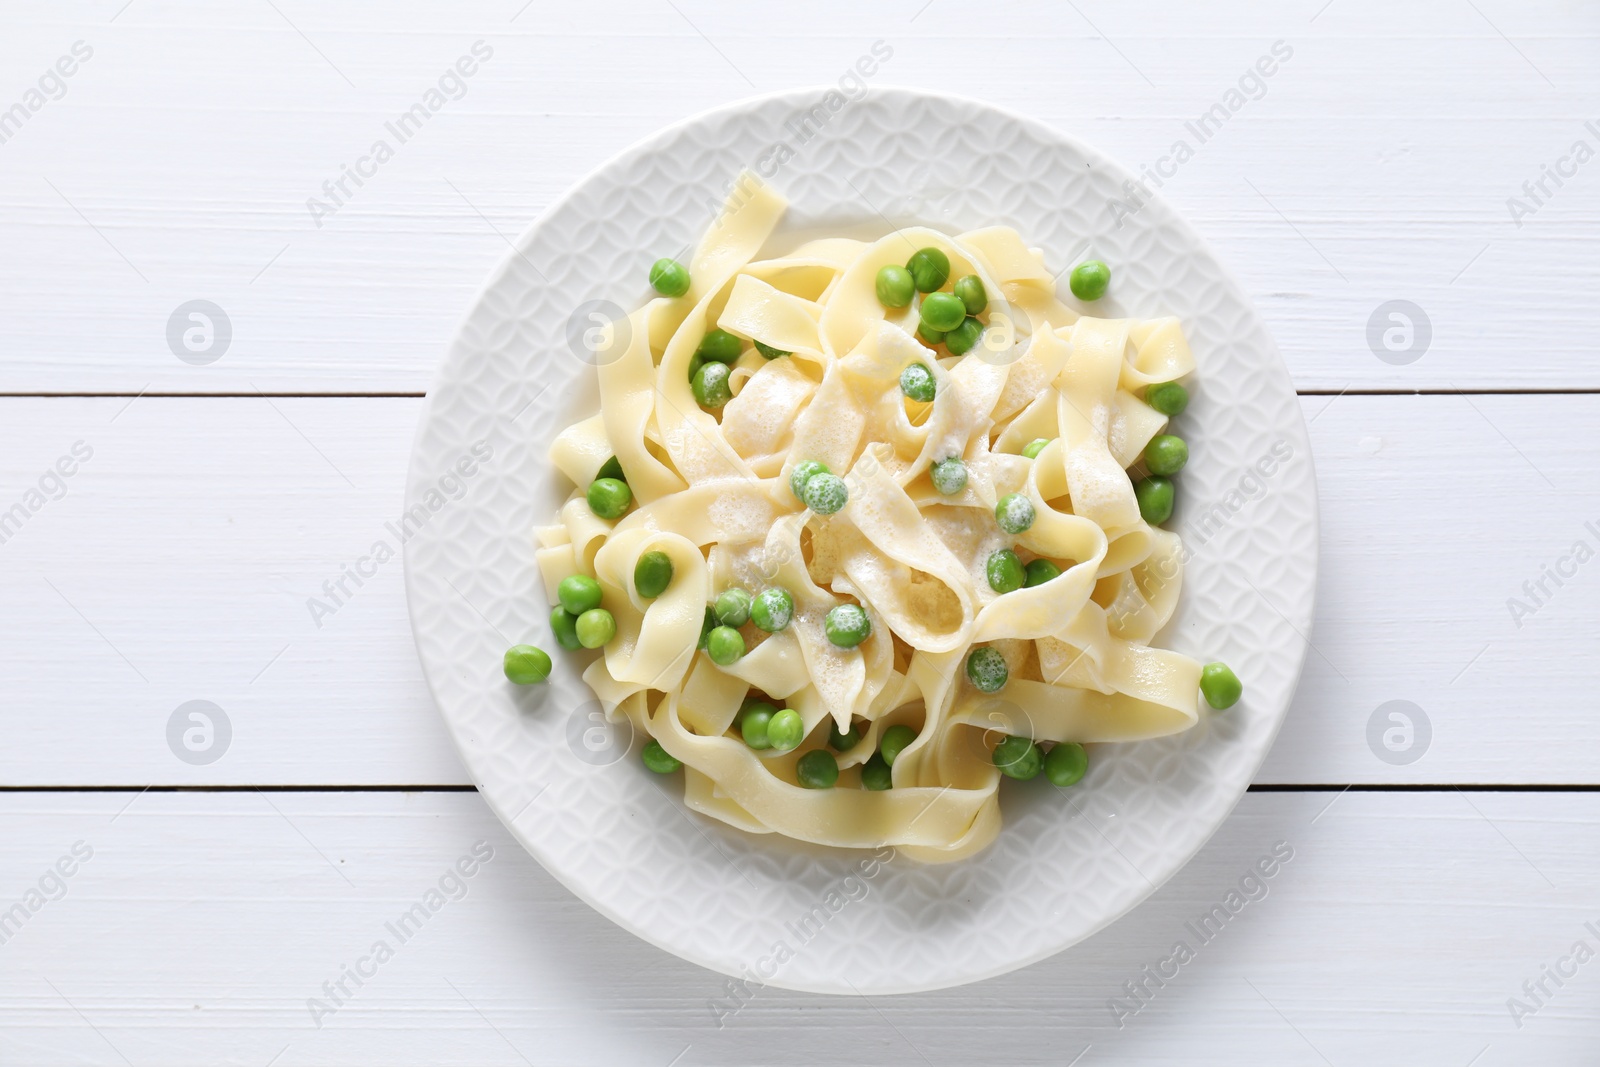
[[707, 625, 745, 666], [930, 456, 968, 496], [642, 739, 682, 773], [993, 735, 1042, 780], [860, 752, 893, 790], [995, 493, 1036, 534], [1044, 742, 1088, 786], [740, 701, 777, 749], [550, 607, 581, 650], [596, 455, 626, 483], [1022, 438, 1051, 459], [766, 708, 804, 752], [954, 274, 988, 315], [943, 316, 983, 355], [919, 291, 966, 333], [875, 265, 915, 309], [829, 719, 861, 751], [696, 328, 743, 364], [796, 749, 839, 789], [966, 646, 1008, 693], [1144, 434, 1188, 476], [575, 607, 616, 649], [754, 340, 790, 360], [691, 361, 732, 408], [1024, 558, 1061, 587], [1145, 381, 1189, 416], [697, 604, 717, 650], [824, 603, 871, 648], [587, 477, 632, 520], [649, 257, 690, 298], [1069, 260, 1111, 301], [879, 724, 916, 766], [714, 587, 752, 628], [502, 644, 551, 684], [633, 551, 673, 599], [1201, 662, 1243, 709], [789, 460, 829, 502], [802, 472, 849, 515], [899, 363, 936, 403], [987, 548, 1024, 593], [1135, 476, 1174, 525], [906, 248, 951, 293], [916, 323, 947, 346], [557, 574, 603, 615], [751, 587, 794, 632]]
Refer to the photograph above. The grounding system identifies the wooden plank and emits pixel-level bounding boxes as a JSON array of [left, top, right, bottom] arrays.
[[1258, 390, 1600, 782], [0, 2, 1595, 392], [0, 396, 467, 786], [0, 393, 1595, 785], [0, 790, 1595, 1063]]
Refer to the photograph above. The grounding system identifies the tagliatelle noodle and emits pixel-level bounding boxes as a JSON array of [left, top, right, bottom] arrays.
[[538, 172, 1208, 862]]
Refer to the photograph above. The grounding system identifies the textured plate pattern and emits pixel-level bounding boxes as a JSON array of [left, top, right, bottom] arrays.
[[403, 89, 1318, 995]]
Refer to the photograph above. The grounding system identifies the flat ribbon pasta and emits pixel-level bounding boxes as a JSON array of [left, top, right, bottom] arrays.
[[536, 173, 1212, 862]]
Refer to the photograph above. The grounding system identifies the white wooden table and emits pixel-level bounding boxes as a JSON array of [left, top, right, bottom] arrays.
[[3, 2, 1598, 1062]]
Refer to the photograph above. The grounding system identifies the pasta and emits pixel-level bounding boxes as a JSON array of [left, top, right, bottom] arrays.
[[531, 172, 1238, 863]]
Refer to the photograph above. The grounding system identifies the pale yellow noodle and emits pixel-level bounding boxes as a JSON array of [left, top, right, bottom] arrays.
[[537, 173, 1206, 861]]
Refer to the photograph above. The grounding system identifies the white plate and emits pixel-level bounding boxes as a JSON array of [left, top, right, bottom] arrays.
[[403, 88, 1318, 995]]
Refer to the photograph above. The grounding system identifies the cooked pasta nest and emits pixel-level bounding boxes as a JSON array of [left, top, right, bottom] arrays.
[[536, 172, 1214, 862]]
